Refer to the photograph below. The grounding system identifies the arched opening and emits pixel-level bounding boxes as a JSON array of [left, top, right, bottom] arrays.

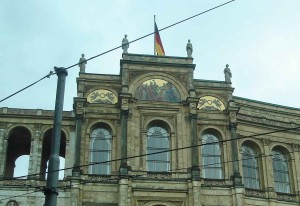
[[5, 126, 31, 178], [45, 157, 65, 180], [146, 121, 170, 172], [241, 142, 261, 189], [272, 146, 291, 193], [40, 129, 66, 179], [89, 123, 112, 175], [14, 155, 30, 178], [201, 129, 223, 179]]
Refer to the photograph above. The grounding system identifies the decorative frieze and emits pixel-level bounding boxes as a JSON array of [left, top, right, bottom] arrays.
[[202, 179, 227, 187], [146, 172, 172, 179], [238, 114, 297, 128], [276, 192, 297, 202], [245, 188, 266, 198]]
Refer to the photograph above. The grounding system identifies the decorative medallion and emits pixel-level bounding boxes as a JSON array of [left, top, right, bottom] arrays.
[[87, 89, 117, 104], [197, 96, 225, 111], [135, 79, 181, 102]]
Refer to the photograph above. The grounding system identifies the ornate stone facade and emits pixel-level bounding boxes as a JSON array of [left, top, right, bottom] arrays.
[[0, 53, 300, 205]]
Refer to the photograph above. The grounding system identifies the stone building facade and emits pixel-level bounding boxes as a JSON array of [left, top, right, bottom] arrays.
[[0, 53, 300, 205]]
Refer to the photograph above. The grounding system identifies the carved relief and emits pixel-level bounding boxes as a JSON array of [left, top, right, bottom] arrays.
[[238, 114, 297, 128], [245, 189, 266, 198], [197, 96, 225, 111], [6, 200, 19, 206], [87, 89, 118, 104], [276, 192, 297, 201], [146, 172, 172, 179]]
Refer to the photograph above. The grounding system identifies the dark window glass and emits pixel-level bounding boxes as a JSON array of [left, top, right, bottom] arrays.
[[272, 149, 290, 193], [201, 134, 222, 179], [147, 126, 170, 172], [89, 128, 112, 175], [242, 145, 260, 189]]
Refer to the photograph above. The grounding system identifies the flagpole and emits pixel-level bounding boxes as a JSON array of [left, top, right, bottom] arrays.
[[154, 15, 156, 55]]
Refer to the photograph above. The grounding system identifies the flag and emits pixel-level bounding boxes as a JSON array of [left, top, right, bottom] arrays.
[[154, 22, 165, 56]]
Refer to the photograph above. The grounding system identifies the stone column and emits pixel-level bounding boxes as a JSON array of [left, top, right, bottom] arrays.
[[190, 113, 200, 179], [120, 110, 129, 175], [0, 129, 7, 179], [192, 180, 201, 205], [72, 116, 83, 176], [118, 178, 131, 206], [187, 97, 200, 179], [72, 97, 86, 177], [229, 122, 242, 186]]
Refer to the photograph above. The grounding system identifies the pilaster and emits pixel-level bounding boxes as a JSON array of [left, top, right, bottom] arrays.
[[0, 128, 7, 179]]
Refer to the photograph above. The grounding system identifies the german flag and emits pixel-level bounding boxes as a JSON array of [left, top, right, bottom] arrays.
[[154, 22, 165, 56]]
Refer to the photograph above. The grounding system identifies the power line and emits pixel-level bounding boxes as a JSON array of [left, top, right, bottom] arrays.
[[0, 0, 235, 103], [4, 125, 300, 181], [2, 148, 299, 202]]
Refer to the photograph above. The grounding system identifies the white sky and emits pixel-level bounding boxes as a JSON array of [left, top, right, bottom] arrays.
[[1, 0, 300, 110]]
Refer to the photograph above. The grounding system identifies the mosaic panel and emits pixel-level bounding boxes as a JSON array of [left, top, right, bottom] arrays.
[[135, 79, 181, 102]]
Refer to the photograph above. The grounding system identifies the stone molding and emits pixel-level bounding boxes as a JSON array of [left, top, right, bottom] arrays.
[[0, 108, 73, 117], [237, 114, 299, 129]]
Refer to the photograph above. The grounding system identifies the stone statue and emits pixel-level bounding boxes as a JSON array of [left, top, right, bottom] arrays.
[[78, 54, 87, 73], [122, 34, 129, 53], [186, 39, 193, 57], [224, 64, 232, 83]]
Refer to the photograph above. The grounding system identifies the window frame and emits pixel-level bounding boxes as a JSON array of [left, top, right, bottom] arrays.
[[89, 127, 112, 175], [271, 148, 291, 194], [146, 125, 170, 172], [201, 132, 223, 179], [241, 144, 261, 190]]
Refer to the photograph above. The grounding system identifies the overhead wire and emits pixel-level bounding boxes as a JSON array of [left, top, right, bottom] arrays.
[[3, 125, 300, 181], [1, 137, 299, 202], [0, 0, 235, 103]]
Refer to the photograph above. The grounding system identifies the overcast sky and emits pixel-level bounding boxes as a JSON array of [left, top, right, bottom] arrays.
[[1, 0, 300, 111]]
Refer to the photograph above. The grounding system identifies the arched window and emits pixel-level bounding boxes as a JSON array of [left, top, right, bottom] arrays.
[[201, 133, 222, 179], [272, 149, 290, 193], [242, 144, 260, 189], [89, 127, 112, 175], [147, 126, 170, 172]]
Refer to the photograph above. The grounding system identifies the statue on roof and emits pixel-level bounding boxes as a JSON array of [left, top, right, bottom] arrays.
[[186, 39, 193, 57], [122, 34, 129, 53], [79, 53, 87, 73], [224, 64, 232, 83]]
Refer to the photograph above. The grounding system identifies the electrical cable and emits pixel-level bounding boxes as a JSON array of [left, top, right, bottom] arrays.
[[0, 0, 235, 103], [1, 147, 299, 202], [3, 125, 300, 181]]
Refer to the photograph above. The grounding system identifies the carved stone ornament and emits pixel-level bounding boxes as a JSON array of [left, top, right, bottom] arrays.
[[245, 189, 266, 198], [197, 96, 225, 111], [87, 89, 118, 104], [202, 179, 227, 187], [276, 192, 296, 201], [6, 200, 19, 206], [147, 172, 172, 179]]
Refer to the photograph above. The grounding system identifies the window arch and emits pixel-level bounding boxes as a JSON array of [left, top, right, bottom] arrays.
[[272, 148, 290, 193], [147, 125, 170, 172], [89, 127, 112, 175], [242, 144, 260, 189], [201, 132, 222, 179]]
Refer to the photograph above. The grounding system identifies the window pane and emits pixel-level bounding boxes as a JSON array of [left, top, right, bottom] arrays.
[[89, 128, 112, 175], [272, 149, 290, 193], [201, 134, 222, 179], [147, 126, 170, 172], [242, 145, 260, 189]]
